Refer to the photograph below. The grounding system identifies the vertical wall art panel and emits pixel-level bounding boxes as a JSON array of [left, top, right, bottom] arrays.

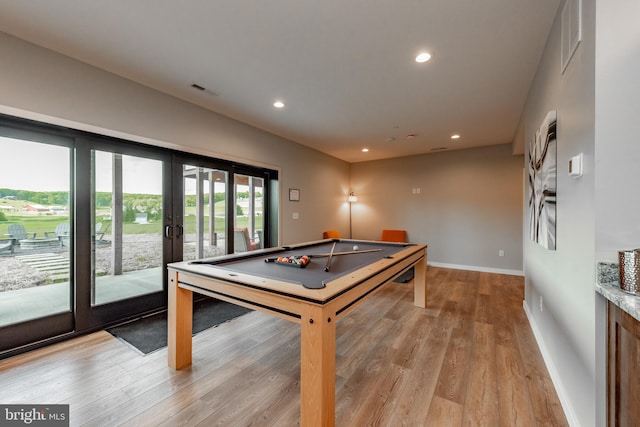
[[528, 110, 557, 250]]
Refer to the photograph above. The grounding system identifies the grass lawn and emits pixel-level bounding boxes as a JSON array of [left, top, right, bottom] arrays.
[[1, 214, 262, 237], [0, 216, 66, 237]]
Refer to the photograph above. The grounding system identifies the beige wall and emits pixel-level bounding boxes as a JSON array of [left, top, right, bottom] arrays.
[[350, 144, 524, 274], [0, 32, 350, 245]]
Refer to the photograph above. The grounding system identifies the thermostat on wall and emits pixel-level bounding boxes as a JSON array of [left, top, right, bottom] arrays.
[[569, 153, 583, 177]]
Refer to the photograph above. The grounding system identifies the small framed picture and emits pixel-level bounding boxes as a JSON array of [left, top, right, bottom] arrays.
[[289, 188, 300, 202]]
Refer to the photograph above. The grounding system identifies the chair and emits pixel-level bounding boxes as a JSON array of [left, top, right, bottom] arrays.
[[234, 228, 259, 252], [380, 229, 407, 242], [52, 223, 70, 247], [0, 238, 13, 254], [95, 222, 111, 240], [256, 230, 264, 249], [93, 222, 112, 247], [323, 230, 341, 239], [7, 223, 59, 249], [7, 224, 36, 241], [380, 229, 413, 283]]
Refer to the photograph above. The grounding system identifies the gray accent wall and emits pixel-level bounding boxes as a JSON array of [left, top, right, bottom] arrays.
[[518, 0, 598, 425], [350, 144, 524, 274]]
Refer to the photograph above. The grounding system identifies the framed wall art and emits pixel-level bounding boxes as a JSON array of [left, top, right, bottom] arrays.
[[528, 110, 557, 250]]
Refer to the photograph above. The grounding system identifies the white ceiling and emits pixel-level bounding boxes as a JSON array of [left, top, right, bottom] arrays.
[[0, 0, 560, 163]]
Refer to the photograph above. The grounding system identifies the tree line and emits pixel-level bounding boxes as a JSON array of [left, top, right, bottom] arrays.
[[0, 189, 260, 222]]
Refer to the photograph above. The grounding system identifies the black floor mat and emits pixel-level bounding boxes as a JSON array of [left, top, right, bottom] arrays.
[[107, 298, 252, 354], [395, 267, 414, 283]]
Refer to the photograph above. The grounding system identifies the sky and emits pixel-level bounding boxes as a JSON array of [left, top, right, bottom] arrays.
[[1, 136, 163, 194]]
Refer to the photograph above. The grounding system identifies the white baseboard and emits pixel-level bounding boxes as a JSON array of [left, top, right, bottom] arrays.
[[427, 261, 524, 277], [523, 302, 580, 427]]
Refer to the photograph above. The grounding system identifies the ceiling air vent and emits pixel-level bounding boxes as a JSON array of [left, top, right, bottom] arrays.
[[190, 83, 219, 97]]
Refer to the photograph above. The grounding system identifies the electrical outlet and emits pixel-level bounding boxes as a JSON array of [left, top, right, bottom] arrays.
[[539, 296, 544, 312], [498, 250, 505, 257]]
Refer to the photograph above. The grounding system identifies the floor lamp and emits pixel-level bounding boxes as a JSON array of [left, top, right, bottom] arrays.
[[348, 192, 357, 238]]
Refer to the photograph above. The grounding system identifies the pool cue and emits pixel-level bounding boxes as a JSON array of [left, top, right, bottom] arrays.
[[264, 248, 382, 263], [324, 241, 337, 272], [311, 248, 382, 258]]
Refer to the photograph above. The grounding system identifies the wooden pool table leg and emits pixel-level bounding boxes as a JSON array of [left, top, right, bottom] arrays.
[[413, 256, 427, 308], [168, 269, 193, 370], [300, 304, 336, 427]]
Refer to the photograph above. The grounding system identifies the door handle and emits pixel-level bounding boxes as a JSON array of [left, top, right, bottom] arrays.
[[164, 225, 173, 239], [176, 224, 184, 239]]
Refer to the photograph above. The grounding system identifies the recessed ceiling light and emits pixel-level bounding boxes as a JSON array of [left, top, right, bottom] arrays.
[[273, 101, 285, 108], [451, 134, 461, 140], [415, 52, 431, 63], [362, 148, 369, 152]]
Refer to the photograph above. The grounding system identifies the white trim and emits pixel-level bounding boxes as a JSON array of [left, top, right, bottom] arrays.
[[427, 261, 524, 277], [523, 302, 580, 427]]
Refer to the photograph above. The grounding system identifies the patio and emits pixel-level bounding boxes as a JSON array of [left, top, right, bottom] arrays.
[[0, 233, 225, 327], [0, 268, 161, 326]]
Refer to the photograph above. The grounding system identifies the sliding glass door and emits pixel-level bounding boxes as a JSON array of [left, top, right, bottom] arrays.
[[0, 114, 278, 358], [0, 126, 74, 350], [182, 165, 227, 261], [233, 174, 264, 252], [75, 139, 170, 330], [90, 151, 165, 305], [174, 156, 277, 257]]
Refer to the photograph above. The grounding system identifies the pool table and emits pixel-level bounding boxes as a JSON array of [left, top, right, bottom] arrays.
[[167, 238, 427, 427]]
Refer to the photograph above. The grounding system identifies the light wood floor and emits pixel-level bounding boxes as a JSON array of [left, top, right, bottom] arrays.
[[0, 267, 567, 426]]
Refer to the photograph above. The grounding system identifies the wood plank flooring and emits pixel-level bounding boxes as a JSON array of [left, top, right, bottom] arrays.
[[0, 267, 568, 426]]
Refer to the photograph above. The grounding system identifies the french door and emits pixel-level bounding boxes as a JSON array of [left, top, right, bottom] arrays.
[[173, 154, 277, 260], [0, 115, 278, 357]]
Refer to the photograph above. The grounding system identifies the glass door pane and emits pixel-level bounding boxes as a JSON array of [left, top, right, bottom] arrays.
[[234, 174, 264, 253], [0, 137, 71, 326], [91, 150, 164, 305], [182, 166, 226, 261]]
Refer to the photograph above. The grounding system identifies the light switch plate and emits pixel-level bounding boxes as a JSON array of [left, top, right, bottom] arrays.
[[569, 153, 583, 177]]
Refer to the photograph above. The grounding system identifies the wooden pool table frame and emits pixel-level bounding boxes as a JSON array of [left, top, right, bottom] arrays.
[[167, 239, 427, 427]]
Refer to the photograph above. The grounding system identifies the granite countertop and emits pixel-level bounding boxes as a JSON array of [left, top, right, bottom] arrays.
[[596, 262, 640, 322]]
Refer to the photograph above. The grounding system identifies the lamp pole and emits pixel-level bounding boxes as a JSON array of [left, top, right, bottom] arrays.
[[348, 192, 357, 238]]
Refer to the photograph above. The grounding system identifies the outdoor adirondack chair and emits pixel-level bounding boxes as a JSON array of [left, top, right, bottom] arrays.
[[0, 238, 13, 254], [47, 223, 70, 247], [94, 222, 111, 246], [7, 224, 36, 241], [8, 224, 59, 250]]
